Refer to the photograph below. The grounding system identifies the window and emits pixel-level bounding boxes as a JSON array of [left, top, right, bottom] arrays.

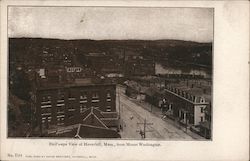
[[80, 91, 87, 103], [92, 92, 99, 99], [41, 104, 52, 108], [57, 105, 64, 114], [41, 112, 51, 116], [68, 89, 76, 99], [68, 107, 75, 112], [57, 93, 65, 104], [48, 116, 52, 123], [92, 99, 100, 103], [201, 116, 204, 122], [56, 103, 65, 107], [80, 99, 87, 103], [57, 117, 64, 125], [57, 115, 65, 119], [42, 117, 51, 125], [92, 92, 100, 103], [42, 95, 50, 101], [80, 91, 87, 99], [57, 115, 65, 125], [58, 89, 64, 99], [106, 91, 111, 101], [200, 107, 204, 113], [106, 106, 111, 112], [107, 91, 111, 98]]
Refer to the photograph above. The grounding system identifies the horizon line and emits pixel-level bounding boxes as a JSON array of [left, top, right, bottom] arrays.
[[8, 36, 213, 44]]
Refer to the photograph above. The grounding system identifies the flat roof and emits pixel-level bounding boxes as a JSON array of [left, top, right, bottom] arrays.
[[36, 78, 116, 90]]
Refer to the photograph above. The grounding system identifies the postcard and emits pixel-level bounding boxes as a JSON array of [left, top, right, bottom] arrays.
[[0, 0, 249, 161]]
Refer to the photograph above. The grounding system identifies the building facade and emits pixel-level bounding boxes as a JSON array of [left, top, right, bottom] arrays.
[[163, 85, 209, 126], [124, 56, 155, 76], [31, 81, 117, 134]]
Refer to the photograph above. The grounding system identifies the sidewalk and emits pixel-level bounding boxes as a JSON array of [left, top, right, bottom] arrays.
[[130, 97, 206, 140]]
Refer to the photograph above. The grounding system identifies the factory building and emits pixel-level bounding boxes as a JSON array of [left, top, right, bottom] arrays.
[[31, 73, 118, 136]]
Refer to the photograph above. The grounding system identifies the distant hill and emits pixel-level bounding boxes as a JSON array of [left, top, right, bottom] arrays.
[[9, 37, 211, 51], [9, 37, 212, 68]]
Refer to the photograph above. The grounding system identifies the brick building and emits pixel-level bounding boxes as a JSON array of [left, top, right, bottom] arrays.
[[31, 76, 118, 135], [163, 85, 209, 126]]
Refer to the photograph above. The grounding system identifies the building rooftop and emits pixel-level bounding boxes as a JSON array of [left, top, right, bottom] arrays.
[[46, 123, 120, 138], [36, 76, 115, 90], [170, 80, 211, 102], [166, 79, 211, 103], [45, 107, 119, 138]]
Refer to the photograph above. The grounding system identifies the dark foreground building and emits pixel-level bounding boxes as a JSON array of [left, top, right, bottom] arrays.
[[46, 107, 120, 138], [46, 124, 121, 138], [30, 75, 119, 137]]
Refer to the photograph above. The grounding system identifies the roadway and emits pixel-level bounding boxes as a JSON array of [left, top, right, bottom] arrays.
[[116, 85, 201, 140]]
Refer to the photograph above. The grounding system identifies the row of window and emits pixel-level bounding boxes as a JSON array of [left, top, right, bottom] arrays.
[[41, 91, 112, 101], [41, 105, 113, 115], [41, 98, 111, 106], [42, 115, 65, 125], [41, 105, 112, 125]]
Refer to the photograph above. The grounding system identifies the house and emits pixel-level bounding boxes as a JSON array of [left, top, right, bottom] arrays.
[[199, 104, 212, 139], [163, 85, 210, 127]]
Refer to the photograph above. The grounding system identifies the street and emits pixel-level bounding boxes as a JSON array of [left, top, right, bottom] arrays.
[[116, 85, 204, 140]]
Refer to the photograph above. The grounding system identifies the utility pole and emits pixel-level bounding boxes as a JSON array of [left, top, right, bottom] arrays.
[[136, 118, 153, 139], [118, 86, 121, 119], [123, 48, 126, 77], [117, 85, 124, 131]]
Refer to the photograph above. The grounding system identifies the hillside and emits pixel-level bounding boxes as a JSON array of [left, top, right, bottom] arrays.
[[9, 38, 212, 68]]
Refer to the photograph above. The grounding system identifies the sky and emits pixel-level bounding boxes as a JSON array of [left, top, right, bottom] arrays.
[[8, 7, 213, 42]]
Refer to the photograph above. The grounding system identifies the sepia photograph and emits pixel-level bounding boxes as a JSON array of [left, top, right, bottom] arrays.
[[8, 6, 213, 140]]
